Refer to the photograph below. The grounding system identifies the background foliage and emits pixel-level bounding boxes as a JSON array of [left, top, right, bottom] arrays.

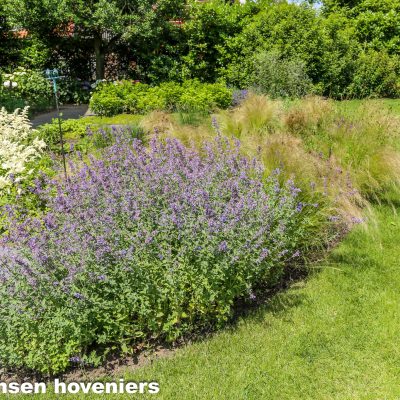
[[89, 80, 233, 116], [1, 0, 400, 100]]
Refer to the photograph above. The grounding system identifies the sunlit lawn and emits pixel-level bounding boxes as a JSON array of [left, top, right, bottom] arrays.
[[336, 98, 400, 116]]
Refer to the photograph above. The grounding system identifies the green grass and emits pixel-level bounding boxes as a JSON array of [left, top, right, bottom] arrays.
[[82, 114, 143, 126], [25, 205, 400, 399], [335, 98, 400, 116]]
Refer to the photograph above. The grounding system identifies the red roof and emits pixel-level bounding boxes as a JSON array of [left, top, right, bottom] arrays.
[[13, 21, 75, 39]]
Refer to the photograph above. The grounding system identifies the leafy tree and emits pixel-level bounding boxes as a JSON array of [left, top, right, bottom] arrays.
[[5, 0, 186, 80], [317, 12, 360, 98], [124, 1, 188, 83], [348, 49, 400, 98], [352, 1, 400, 54], [0, 3, 20, 69], [218, 3, 325, 88], [322, 0, 363, 11], [322, 0, 400, 55], [180, 0, 257, 82]]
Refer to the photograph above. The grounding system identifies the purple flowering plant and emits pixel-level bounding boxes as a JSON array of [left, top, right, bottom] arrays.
[[0, 132, 312, 374], [232, 89, 249, 107]]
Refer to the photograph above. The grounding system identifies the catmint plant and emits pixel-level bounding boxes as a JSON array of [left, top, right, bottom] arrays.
[[0, 132, 312, 374]]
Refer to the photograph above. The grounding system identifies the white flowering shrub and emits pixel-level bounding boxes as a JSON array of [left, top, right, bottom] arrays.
[[1, 68, 51, 104], [0, 107, 46, 190]]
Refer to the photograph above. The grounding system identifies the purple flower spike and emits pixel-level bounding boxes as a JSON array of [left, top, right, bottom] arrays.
[[218, 241, 228, 252]]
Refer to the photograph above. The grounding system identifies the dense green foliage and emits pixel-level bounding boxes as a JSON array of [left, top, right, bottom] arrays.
[[178, 1, 258, 82], [1, 0, 399, 101], [217, 1, 400, 98], [348, 49, 400, 98], [3, 0, 187, 81], [90, 80, 233, 116], [252, 50, 312, 98]]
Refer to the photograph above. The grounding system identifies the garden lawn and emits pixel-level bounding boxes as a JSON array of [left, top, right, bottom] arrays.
[[335, 98, 400, 116], [30, 205, 400, 399], [82, 114, 143, 126]]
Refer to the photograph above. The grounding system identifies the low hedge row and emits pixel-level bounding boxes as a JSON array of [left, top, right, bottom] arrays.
[[89, 80, 234, 117]]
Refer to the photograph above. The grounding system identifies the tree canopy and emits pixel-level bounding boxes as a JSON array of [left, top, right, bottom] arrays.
[[4, 0, 186, 79], [1, 0, 399, 99]]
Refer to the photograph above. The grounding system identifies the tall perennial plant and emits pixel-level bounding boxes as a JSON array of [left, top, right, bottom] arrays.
[[0, 107, 46, 191]]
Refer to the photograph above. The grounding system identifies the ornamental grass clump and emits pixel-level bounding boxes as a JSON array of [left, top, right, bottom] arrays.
[[0, 133, 315, 374]]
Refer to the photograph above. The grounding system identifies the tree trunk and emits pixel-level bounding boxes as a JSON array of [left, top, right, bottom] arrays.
[[94, 36, 105, 80]]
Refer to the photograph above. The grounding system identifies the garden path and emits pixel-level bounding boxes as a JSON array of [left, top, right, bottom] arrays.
[[31, 104, 94, 128]]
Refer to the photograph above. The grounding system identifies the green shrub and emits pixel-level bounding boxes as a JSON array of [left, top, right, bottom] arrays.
[[157, 82, 184, 111], [135, 87, 168, 113], [90, 92, 125, 117], [252, 50, 312, 98], [347, 50, 400, 98], [1, 68, 52, 112], [178, 80, 232, 112], [125, 82, 151, 113], [202, 82, 234, 109], [37, 119, 90, 147], [90, 80, 233, 117]]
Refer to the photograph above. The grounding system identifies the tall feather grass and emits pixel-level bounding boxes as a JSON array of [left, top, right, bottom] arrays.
[[140, 94, 400, 230]]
